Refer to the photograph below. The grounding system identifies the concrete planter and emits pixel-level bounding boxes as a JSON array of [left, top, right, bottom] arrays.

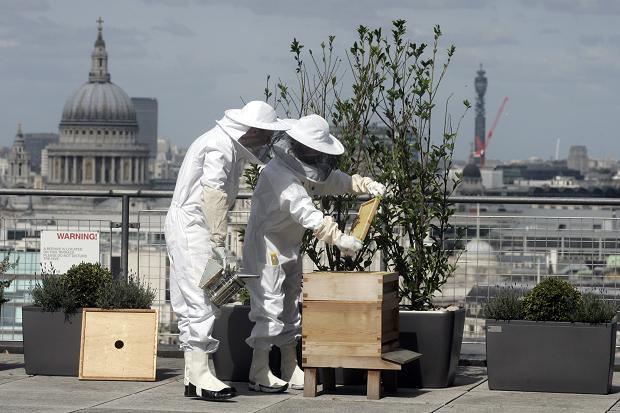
[[22, 305, 83, 376], [398, 308, 465, 388], [486, 319, 616, 394]]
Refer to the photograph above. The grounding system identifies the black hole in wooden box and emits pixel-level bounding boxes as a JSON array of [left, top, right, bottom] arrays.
[[115, 340, 124, 349]]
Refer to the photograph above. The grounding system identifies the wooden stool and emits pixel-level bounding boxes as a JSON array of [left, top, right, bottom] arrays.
[[303, 356, 412, 400]]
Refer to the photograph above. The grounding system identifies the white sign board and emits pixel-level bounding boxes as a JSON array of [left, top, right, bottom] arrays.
[[40, 231, 100, 274]]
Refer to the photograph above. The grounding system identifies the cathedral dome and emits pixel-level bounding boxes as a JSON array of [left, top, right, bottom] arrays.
[[61, 82, 136, 125], [59, 17, 136, 128], [463, 163, 482, 179]]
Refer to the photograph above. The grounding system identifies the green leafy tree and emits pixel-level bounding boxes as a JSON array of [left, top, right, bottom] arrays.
[[368, 22, 468, 310], [270, 21, 467, 309], [270, 29, 384, 271]]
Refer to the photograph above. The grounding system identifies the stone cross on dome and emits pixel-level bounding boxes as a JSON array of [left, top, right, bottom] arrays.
[[89, 16, 110, 83]]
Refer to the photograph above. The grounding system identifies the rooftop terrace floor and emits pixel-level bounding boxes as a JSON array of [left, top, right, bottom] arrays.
[[2, 354, 620, 412]]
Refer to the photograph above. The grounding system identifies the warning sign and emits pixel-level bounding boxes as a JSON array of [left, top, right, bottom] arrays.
[[40, 231, 100, 274]]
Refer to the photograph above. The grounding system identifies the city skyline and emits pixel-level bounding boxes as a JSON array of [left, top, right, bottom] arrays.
[[1, 0, 619, 161]]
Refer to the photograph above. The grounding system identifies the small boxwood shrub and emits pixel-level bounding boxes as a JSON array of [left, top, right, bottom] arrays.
[[483, 288, 525, 320], [63, 262, 112, 309], [577, 292, 616, 324], [96, 275, 155, 309], [32, 274, 78, 314], [32, 262, 154, 314], [523, 278, 582, 322], [485, 278, 616, 324]]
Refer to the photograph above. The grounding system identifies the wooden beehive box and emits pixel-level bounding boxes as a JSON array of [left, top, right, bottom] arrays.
[[302, 271, 402, 370], [79, 309, 158, 381]]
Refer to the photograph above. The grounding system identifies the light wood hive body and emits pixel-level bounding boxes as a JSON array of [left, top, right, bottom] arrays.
[[301, 271, 402, 370]]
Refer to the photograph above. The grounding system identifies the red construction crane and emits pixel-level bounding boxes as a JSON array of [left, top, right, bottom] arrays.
[[474, 96, 509, 167]]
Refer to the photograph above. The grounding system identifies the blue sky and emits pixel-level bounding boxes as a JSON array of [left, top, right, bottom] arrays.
[[1, 0, 619, 161]]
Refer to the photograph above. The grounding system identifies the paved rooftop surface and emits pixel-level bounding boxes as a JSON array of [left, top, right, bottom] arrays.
[[2, 353, 620, 412]]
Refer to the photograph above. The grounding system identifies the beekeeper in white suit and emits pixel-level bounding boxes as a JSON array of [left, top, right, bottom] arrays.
[[243, 114, 386, 392], [165, 101, 290, 401]]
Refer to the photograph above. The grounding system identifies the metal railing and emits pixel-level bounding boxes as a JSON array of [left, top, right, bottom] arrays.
[[2, 189, 620, 346]]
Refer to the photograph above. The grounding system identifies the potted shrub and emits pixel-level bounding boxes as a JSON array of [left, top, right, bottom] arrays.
[[484, 278, 617, 394], [0, 255, 16, 313], [269, 20, 468, 388], [23, 262, 155, 376], [367, 24, 467, 389]]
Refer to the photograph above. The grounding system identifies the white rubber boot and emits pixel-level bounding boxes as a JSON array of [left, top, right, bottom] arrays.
[[183, 351, 191, 397], [280, 342, 304, 390], [207, 353, 216, 374], [248, 348, 289, 393], [188, 351, 236, 400]]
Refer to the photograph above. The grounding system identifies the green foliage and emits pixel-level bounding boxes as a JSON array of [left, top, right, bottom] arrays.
[[576, 292, 616, 324], [243, 163, 262, 190], [0, 254, 17, 307], [96, 274, 155, 309], [32, 262, 153, 314], [236, 286, 251, 305], [368, 21, 467, 310], [63, 262, 112, 309], [486, 282, 616, 324], [32, 273, 78, 314], [268, 30, 377, 272], [271, 20, 466, 305], [523, 278, 582, 322], [0, 279, 10, 306], [483, 288, 525, 320]]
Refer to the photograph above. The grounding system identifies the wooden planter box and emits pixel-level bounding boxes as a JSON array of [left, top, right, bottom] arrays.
[[486, 319, 617, 394], [302, 271, 419, 399], [79, 308, 159, 381], [23, 306, 83, 376]]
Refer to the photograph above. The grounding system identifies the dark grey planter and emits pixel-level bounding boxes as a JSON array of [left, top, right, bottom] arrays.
[[212, 304, 254, 382], [22, 306, 83, 376], [212, 304, 301, 382], [398, 308, 465, 388], [486, 319, 616, 394]]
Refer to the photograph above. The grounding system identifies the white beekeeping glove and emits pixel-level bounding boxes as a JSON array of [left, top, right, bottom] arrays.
[[202, 186, 233, 267], [351, 174, 386, 196], [334, 234, 363, 257], [313, 216, 363, 257], [366, 181, 386, 197]]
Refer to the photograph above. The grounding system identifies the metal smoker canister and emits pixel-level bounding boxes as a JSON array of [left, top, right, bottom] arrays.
[[202, 268, 259, 307], [203, 270, 244, 307]]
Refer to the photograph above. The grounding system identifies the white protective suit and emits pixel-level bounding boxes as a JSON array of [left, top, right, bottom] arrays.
[[243, 154, 376, 350], [164, 115, 252, 353]]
